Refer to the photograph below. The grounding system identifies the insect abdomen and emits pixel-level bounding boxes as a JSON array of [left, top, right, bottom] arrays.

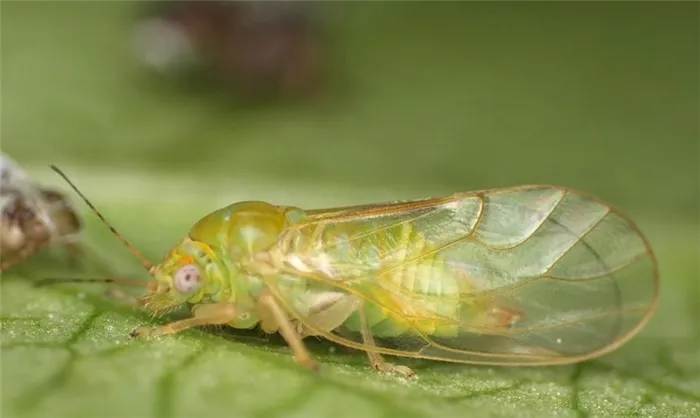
[[329, 221, 464, 339], [351, 261, 462, 340]]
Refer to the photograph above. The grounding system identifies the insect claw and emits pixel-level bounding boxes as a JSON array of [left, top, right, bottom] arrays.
[[130, 327, 154, 338], [370, 360, 416, 378], [130, 326, 168, 338]]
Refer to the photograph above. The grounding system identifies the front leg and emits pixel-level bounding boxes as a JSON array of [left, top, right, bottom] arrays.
[[258, 291, 320, 372], [131, 303, 237, 338]]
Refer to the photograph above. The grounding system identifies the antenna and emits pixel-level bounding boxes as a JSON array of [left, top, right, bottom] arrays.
[[49, 165, 155, 274], [35, 277, 157, 291]]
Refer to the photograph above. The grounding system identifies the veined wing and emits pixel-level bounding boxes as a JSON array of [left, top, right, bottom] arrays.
[[264, 185, 659, 366]]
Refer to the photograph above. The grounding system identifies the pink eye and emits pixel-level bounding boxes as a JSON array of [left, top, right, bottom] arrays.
[[173, 264, 202, 293]]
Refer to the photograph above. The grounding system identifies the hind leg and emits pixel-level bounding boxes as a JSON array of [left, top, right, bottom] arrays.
[[358, 304, 415, 378]]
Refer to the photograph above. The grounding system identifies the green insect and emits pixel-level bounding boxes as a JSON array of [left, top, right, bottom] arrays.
[[42, 165, 660, 377]]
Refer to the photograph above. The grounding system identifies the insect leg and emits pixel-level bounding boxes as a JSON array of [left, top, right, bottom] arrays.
[[258, 291, 320, 372], [358, 303, 415, 378], [130, 303, 237, 338]]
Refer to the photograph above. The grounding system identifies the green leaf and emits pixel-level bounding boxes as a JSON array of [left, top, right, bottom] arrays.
[[1, 181, 698, 418]]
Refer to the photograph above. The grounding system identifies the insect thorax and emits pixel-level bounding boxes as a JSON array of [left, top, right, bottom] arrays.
[[182, 201, 309, 328]]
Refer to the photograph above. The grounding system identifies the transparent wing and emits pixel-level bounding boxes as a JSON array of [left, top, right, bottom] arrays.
[[263, 185, 659, 366]]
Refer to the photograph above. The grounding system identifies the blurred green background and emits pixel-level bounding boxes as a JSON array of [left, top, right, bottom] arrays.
[[2, 1, 698, 214], [1, 2, 698, 418]]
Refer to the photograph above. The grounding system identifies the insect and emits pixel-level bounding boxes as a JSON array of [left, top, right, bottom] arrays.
[[42, 165, 660, 377], [132, 0, 325, 99], [0, 155, 84, 272]]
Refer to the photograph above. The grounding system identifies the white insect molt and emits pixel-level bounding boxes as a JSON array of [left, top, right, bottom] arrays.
[[0, 154, 55, 236], [0, 222, 26, 250], [1, 154, 32, 186], [0, 160, 13, 187], [131, 18, 197, 73]]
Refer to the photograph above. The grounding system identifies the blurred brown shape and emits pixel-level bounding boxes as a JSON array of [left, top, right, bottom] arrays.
[[134, 1, 327, 100], [0, 156, 84, 272]]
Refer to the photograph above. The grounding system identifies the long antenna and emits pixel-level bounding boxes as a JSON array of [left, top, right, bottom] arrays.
[[35, 277, 157, 291], [49, 165, 155, 274]]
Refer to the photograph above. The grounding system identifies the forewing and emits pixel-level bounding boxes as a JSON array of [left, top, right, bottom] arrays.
[[264, 186, 659, 366]]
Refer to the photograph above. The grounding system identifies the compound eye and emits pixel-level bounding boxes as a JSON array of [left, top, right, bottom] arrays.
[[173, 264, 202, 293]]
